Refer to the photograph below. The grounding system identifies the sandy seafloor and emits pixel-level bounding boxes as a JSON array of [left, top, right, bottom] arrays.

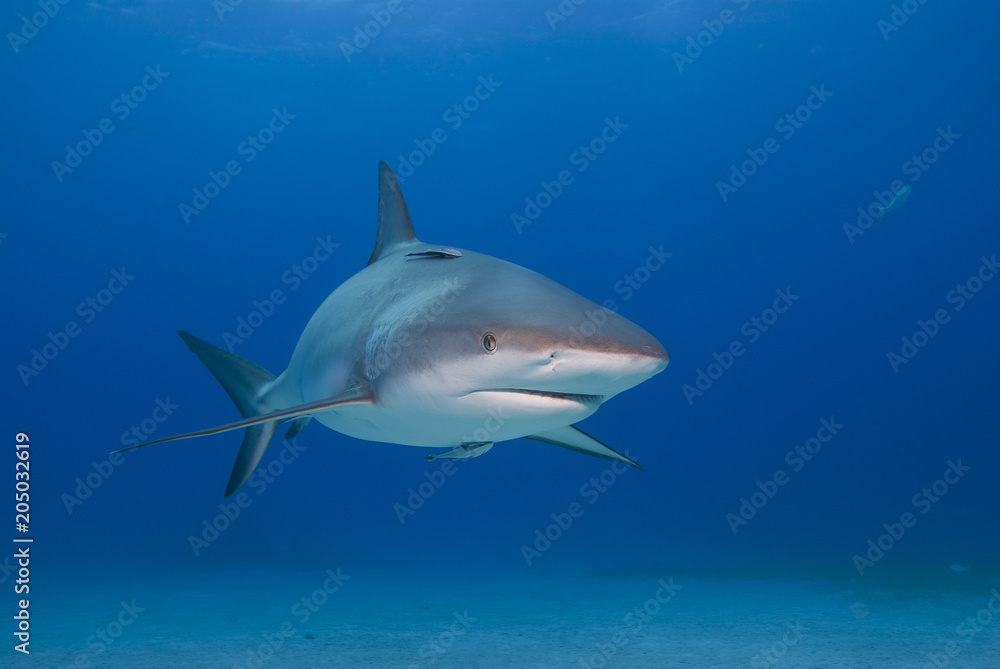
[[23, 568, 1000, 668]]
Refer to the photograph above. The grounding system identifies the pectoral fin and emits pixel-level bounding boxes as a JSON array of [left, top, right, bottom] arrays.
[[526, 425, 644, 471], [111, 388, 373, 455]]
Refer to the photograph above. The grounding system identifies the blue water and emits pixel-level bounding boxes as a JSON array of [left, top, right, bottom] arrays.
[[4, 0, 1000, 665]]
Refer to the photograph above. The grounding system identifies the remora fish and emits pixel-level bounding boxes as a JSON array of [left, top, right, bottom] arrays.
[[116, 162, 669, 496], [876, 185, 912, 223]]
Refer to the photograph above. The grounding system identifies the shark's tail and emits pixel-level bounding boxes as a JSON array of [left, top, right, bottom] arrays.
[[177, 331, 283, 497]]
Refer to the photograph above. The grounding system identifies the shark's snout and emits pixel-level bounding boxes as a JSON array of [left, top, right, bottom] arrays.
[[576, 312, 668, 376], [646, 342, 670, 374], [654, 355, 669, 374], [528, 320, 668, 401], [603, 339, 669, 386], [636, 338, 669, 368]]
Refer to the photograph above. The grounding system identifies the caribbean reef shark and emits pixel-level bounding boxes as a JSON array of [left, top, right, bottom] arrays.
[[115, 162, 668, 496]]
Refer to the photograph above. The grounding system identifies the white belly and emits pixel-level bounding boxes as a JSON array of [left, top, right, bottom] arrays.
[[311, 391, 600, 448]]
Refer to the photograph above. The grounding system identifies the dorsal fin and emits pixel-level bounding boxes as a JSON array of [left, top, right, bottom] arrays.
[[368, 161, 419, 265]]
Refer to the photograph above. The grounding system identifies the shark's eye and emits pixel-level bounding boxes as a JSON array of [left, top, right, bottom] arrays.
[[482, 333, 497, 353]]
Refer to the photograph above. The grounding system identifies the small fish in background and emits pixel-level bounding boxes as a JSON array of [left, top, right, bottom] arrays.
[[950, 564, 971, 573], [876, 184, 912, 223]]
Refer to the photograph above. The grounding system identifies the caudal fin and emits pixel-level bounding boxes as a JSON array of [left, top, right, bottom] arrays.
[[177, 330, 281, 497]]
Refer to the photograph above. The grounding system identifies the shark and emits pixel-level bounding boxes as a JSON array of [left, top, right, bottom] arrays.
[[115, 162, 669, 497]]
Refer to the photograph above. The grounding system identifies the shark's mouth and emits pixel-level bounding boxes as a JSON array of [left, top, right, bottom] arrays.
[[472, 388, 604, 404]]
